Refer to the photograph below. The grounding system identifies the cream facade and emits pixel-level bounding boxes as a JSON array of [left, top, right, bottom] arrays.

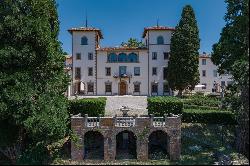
[[68, 26, 174, 96], [196, 54, 233, 93], [68, 26, 232, 96]]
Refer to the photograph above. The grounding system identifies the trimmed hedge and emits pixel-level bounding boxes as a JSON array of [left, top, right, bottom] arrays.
[[147, 97, 183, 116], [69, 97, 106, 116], [183, 104, 220, 110], [182, 109, 236, 124], [183, 96, 220, 107]]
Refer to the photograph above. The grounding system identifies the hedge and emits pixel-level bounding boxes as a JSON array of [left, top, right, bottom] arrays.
[[183, 96, 220, 107], [147, 97, 183, 116], [68, 97, 106, 116], [183, 104, 220, 110], [182, 109, 236, 124]]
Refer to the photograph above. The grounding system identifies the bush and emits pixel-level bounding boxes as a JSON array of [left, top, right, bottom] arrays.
[[68, 97, 106, 117], [183, 96, 220, 107], [183, 104, 220, 110], [182, 109, 236, 124], [147, 97, 183, 116]]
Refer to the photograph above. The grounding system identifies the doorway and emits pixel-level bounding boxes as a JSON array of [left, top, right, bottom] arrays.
[[119, 81, 127, 95]]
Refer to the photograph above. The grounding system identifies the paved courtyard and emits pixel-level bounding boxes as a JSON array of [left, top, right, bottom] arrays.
[[69, 95, 148, 116]]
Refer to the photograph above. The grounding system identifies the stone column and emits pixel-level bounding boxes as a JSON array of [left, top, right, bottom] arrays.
[[168, 130, 181, 161], [104, 135, 116, 161], [71, 116, 84, 160], [137, 139, 148, 160]]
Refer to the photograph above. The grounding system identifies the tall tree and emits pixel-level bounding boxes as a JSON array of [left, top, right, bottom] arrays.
[[212, 0, 249, 157], [0, 0, 69, 163], [121, 38, 145, 48], [167, 5, 200, 96]]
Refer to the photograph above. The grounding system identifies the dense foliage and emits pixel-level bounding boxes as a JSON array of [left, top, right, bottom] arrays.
[[183, 95, 221, 108], [69, 98, 107, 117], [211, 0, 249, 156], [147, 97, 183, 116], [183, 109, 236, 124], [0, 0, 69, 163], [121, 38, 145, 48], [167, 5, 200, 96]]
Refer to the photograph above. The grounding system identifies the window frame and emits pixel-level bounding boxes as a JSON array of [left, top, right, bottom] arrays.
[[88, 67, 93, 76], [152, 52, 157, 60], [81, 36, 88, 45], [164, 52, 169, 60], [134, 67, 140, 76], [76, 53, 81, 60], [152, 67, 157, 76], [105, 67, 111, 76], [202, 59, 207, 65]]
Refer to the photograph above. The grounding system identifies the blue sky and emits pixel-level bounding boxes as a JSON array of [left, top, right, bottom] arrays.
[[56, 0, 227, 55]]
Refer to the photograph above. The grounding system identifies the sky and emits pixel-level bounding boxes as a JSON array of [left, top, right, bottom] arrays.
[[56, 0, 227, 55]]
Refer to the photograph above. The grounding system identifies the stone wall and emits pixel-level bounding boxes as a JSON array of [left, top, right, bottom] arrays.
[[71, 114, 181, 161]]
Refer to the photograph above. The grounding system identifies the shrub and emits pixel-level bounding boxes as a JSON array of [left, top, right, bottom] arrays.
[[183, 104, 220, 110], [183, 96, 220, 107], [182, 109, 236, 124], [147, 97, 183, 116], [68, 98, 106, 117]]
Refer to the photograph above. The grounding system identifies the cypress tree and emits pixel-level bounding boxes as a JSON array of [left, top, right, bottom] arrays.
[[167, 5, 200, 96], [0, 0, 69, 163]]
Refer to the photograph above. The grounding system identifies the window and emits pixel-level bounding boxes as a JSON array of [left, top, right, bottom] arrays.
[[152, 52, 157, 60], [107, 53, 117, 62], [202, 83, 207, 89], [164, 52, 169, 60], [157, 36, 164, 44], [163, 67, 168, 80], [118, 53, 127, 62], [106, 67, 111, 76], [88, 67, 93, 76], [134, 84, 140, 92], [128, 53, 138, 62], [76, 53, 81, 60], [87, 83, 94, 92], [163, 83, 170, 93], [75, 67, 81, 79], [152, 84, 158, 93], [202, 59, 206, 65], [105, 83, 112, 92], [88, 53, 93, 60], [221, 81, 226, 87], [134, 67, 140, 76], [81, 36, 88, 45], [152, 67, 157, 76], [213, 70, 217, 77], [119, 66, 127, 75], [202, 70, 206, 77]]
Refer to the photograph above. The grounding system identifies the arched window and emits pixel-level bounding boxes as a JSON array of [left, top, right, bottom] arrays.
[[108, 53, 117, 62], [128, 53, 138, 62], [118, 53, 127, 62], [81, 36, 88, 45], [157, 36, 164, 45]]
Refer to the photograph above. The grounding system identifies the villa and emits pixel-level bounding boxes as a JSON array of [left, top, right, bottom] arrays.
[[67, 25, 232, 96]]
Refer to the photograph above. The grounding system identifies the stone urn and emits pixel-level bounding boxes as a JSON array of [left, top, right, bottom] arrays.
[[120, 106, 130, 117]]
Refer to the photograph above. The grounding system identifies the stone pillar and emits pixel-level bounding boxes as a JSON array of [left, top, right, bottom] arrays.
[[168, 130, 181, 161], [104, 135, 116, 161], [137, 139, 148, 160], [71, 116, 84, 160]]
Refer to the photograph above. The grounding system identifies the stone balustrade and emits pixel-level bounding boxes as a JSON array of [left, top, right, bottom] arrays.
[[71, 113, 181, 161]]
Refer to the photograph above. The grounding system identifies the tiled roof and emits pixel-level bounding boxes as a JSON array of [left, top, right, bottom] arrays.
[[68, 27, 103, 39], [97, 46, 148, 51], [199, 54, 211, 58], [142, 26, 175, 38]]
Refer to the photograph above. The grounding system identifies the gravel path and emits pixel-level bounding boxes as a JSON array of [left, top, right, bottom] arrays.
[[68, 95, 148, 116], [105, 96, 148, 116]]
